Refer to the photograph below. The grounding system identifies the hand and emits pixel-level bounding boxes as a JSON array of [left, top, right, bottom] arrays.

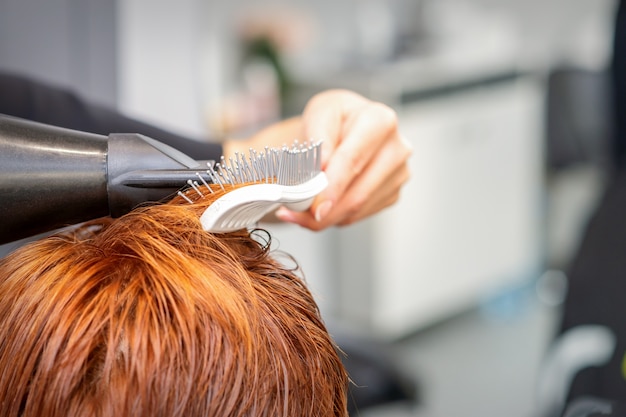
[[223, 89, 412, 231]]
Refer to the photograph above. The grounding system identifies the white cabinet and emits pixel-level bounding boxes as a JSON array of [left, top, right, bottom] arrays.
[[336, 75, 545, 338]]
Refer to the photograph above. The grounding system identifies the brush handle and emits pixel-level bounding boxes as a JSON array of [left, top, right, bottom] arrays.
[[280, 172, 328, 211], [200, 173, 328, 233]]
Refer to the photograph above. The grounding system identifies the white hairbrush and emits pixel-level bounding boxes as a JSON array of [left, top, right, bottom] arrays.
[[179, 142, 327, 233]]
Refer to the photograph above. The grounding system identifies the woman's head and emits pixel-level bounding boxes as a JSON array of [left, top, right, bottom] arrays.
[[0, 187, 348, 416]]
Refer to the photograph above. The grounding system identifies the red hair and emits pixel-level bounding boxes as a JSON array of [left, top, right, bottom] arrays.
[[0, 186, 348, 416]]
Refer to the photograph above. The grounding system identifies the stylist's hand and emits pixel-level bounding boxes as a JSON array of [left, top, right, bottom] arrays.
[[224, 89, 412, 230]]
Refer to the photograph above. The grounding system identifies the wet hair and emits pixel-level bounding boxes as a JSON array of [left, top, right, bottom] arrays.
[[0, 186, 348, 417]]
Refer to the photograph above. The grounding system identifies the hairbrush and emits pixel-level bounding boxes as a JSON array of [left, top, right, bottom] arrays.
[[179, 141, 327, 232]]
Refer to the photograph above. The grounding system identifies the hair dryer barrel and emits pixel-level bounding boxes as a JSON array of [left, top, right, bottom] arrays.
[[0, 115, 204, 245], [0, 115, 109, 245]]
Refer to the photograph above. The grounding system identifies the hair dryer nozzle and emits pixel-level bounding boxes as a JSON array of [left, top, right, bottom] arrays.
[[107, 133, 204, 217]]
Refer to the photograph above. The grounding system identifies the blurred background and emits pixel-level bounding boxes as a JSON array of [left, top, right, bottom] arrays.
[[0, 0, 618, 416]]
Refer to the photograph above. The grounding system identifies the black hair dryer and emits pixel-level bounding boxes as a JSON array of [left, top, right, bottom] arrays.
[[0, 115, 209, 245]]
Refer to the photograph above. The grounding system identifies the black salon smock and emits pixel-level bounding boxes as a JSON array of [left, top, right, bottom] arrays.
[[0, 71, 222, 161]]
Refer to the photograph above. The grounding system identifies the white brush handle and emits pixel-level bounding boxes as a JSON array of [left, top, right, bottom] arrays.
[[200, 172, 328, 232]]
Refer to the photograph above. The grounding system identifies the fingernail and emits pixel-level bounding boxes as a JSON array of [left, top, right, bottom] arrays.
[[315, 201, 333, 223]]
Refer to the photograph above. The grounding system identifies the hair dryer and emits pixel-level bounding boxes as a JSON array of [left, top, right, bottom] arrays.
[[0, 115, 212, 245]]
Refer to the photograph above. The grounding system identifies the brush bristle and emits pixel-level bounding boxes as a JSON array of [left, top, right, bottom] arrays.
[[207, 141, 322, 188]]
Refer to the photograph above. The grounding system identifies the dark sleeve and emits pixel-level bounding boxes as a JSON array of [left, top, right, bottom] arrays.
[[0, 71, 223, 161], [612, 0, 626, 169]]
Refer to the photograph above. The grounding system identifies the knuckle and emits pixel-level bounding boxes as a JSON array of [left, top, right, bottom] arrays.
[[304, 92, 328, 113], [371, 102, 399, 131], [388, 191, 401, 207], [344, 195, 366, 219], [339, 217, 358, 227], [307, 89, 357, 109], [400, 135, 413, 157], [339, 148, 365, 176], [400, 165, 411, 184]]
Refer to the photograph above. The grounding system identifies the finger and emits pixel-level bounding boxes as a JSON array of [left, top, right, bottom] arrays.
[[277, 132, 411, 230], [322, 133, 411, 226], [301, 90, 367, 166], [274, 207, 318, 230], [302, 101, 342, 164], [310, 102, 399, 220], [275, 164, 408, 231], [338, 160, 411, 226]]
